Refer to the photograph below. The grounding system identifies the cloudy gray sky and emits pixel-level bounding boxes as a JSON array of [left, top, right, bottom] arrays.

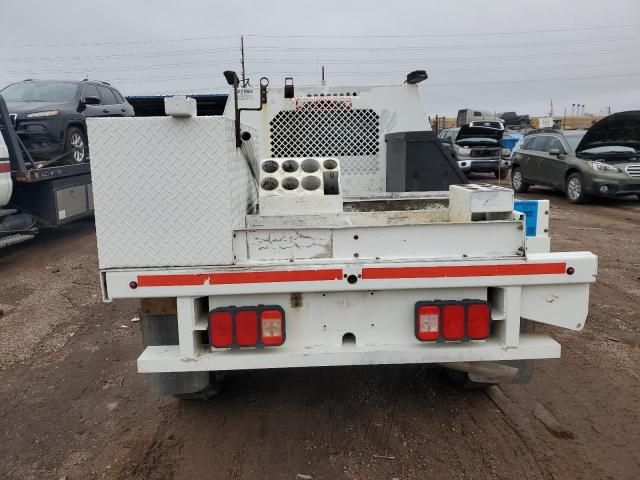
[[1, 0, 639, 117]]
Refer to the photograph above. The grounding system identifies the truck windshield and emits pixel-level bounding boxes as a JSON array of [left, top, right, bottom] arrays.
[[1, 81, 79, 102]]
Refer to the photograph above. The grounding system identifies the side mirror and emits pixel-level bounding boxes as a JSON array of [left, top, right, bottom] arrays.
[[549, 148, 561, 156], [84, 96, 100, 105]]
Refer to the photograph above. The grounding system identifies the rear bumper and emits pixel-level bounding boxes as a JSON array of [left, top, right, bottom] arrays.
[[102, 252, 597, 374], [138, 334, 560, 373]]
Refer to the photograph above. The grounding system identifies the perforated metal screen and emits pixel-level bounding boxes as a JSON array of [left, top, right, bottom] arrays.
[[269, 108, 381, 175]]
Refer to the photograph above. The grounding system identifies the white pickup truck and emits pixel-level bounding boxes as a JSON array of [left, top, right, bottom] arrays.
[[88, 78, 597, 397]]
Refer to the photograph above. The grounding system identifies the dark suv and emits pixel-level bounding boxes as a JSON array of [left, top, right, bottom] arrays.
[[510, 111, 640, 203], [0, 79, 134, 164]]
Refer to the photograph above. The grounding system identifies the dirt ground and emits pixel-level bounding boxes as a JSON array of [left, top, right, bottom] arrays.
[[1, 178, 638, 480]]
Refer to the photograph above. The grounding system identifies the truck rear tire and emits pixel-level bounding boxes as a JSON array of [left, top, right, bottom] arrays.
[[140, 301, 222, 399]]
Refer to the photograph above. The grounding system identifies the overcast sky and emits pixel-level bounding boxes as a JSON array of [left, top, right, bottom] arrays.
[[1, 0, 639, 117]]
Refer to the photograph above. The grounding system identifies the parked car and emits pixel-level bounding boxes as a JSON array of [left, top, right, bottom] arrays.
[[510, 111, 640, 203], [438, 121, 510, 177], [499, 111, 530, 128], [0, 79, 134, 164]]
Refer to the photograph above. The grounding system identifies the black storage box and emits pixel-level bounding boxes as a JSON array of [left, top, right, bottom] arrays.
[[385, 131, 467, 192]]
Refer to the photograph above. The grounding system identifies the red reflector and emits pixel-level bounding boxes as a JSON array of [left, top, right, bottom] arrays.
[[417, 305, 440, 341], [442, 305, 465, 340], [261, 309, 284, 346], [467, 303, 491, 340], [235, 310, 259, 346], [209, 311, 233, 347]]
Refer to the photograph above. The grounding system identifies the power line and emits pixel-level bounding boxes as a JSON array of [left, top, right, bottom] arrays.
[[0, 34, 240, 49], [0, 47, 237, 63], [246, 35, 635, 53], [2, 59, 241, 75], [243, 61, 640, 77], [2, 23, 638, 49], [245, 47, 639, 65], [3, 42, 636, 68], [244, 24, 640, 39]]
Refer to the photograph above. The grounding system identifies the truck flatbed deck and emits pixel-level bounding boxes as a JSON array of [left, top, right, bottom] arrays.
[[12, 162, 91, 183]]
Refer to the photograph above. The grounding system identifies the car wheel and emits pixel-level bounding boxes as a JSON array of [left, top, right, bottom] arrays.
[[511, 167, 529, 193], [566, 172, 590, 204], [65, 127, 88, 164]]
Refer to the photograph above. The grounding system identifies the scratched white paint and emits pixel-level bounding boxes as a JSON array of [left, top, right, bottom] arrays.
[[247, 229, 333, 260]]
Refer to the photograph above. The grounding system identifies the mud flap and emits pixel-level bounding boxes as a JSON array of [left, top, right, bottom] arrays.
[[140, 300, 210, 396], [445, 319, 535, 387]]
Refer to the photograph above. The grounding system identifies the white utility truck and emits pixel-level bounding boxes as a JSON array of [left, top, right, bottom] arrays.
[[89, 73, 597, 397]]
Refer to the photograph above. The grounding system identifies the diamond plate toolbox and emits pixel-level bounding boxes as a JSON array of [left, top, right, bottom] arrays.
[[87, 116, 256, 269]]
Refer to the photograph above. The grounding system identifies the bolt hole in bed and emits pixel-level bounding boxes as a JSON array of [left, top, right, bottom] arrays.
[[342, 332, 356, 345]]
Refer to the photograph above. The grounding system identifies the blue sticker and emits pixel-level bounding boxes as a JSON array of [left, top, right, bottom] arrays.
[[514, 200, 538, 237]]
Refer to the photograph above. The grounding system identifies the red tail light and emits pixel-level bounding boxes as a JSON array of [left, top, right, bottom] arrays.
[[416, 305, 440, 341], [467, 303, 491, 340], [209, 306, 285, 348], [442, 305, 465, 340], [415, 300, 491, 343], [235, 310, 259, 346], [261, 309, 284, 346], [209, 311, 233, 348]]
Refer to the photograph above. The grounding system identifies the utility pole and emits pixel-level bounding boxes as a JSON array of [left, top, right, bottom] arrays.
[[240, 36, 246, 87], [321, 66, 326, 86]]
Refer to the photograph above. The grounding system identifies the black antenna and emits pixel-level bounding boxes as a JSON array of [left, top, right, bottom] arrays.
[[241, 36, 246, 87]]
